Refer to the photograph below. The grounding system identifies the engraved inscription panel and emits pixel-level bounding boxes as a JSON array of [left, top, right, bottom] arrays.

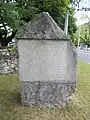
[[18, 40, 67, 82]]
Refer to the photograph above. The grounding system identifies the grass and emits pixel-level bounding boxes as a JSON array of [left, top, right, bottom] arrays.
[[0, 61, 90, 120]]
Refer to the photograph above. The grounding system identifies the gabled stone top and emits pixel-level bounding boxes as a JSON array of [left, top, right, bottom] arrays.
[[16, 12, 69, 40]]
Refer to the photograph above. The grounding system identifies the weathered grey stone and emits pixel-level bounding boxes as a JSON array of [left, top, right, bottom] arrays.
[[20, 81, 76, 108], [16, 12, 77, 107], [0, 49, 18, 74], [16, 12, 68, 40]]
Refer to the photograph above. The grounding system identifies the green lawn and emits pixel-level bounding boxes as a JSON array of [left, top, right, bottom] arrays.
[[0, 61, 90, 120]]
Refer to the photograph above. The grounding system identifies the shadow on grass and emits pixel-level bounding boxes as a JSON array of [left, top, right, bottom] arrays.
[[8, 92, 21, 105]]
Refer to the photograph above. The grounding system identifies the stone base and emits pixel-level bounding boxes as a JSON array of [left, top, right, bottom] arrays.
[[20, 81, 76, 108]]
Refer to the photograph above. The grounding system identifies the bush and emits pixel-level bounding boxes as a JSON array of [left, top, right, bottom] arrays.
[[7, 46, 17, 52]]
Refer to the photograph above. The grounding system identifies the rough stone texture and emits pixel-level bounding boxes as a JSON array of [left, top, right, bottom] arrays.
[[0, 49, 18, 74], [16, 12, 68, 40], [16, 12, 77, 107], [20, 81, 76, 108]]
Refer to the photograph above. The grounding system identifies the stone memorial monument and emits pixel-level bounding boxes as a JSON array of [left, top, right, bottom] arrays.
[[16, 12, 77, 108]]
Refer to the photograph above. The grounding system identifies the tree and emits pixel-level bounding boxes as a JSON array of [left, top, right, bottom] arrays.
[[74, 14, 90, 47], [16, 0, 77, 37], [0, 0, 23, 46], [74, 21, 90, 47], [0, 0, 77, 46], [0, 1, 14, 46], [70, 0, 82, 8], [81, 14, 90, 40], [16, 0, 70, 29]]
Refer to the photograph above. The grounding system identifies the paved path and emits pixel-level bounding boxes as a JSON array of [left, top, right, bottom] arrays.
[[77, 49, 90, 64]]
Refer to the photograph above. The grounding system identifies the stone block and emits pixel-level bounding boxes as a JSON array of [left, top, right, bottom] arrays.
[[16, 12, 77, 107]]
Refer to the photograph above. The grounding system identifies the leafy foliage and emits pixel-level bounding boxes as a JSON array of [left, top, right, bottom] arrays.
[[79, 23, 90, 47], [74, 14, 90, 47], [0, 1, 19, 46], [0, 0, 77, 46], [16, 0, 70, 29], [7, 46, 17, 52]]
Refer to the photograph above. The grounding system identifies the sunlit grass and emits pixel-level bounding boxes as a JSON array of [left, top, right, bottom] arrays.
[[0, 61, 90, 120]]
